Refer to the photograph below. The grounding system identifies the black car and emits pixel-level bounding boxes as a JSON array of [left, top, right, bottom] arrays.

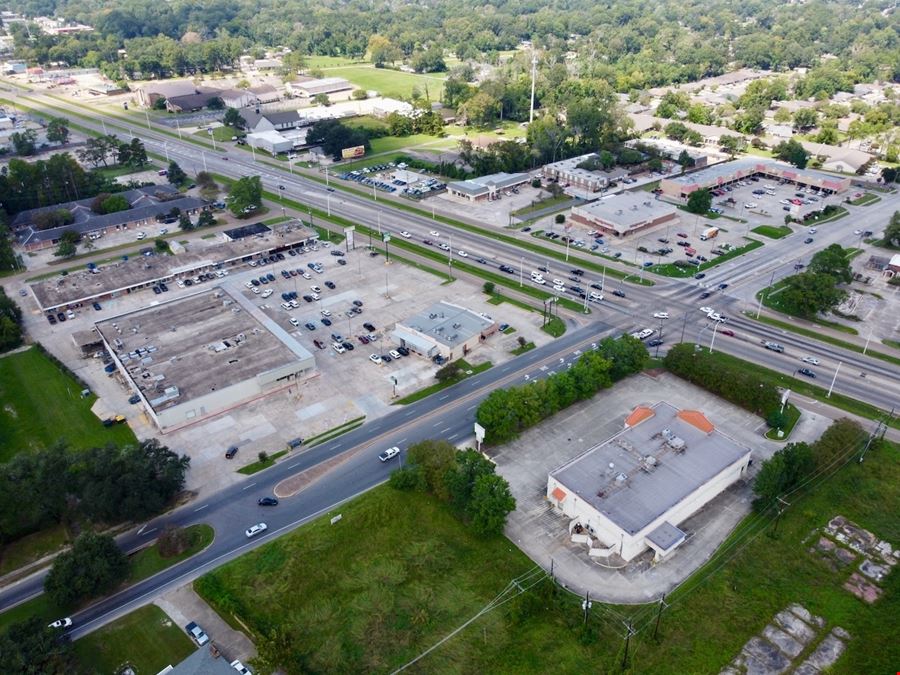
[[797, 368, 816, 378], [128, 394, 141, 404], [266, 273, 276, 281], [382, 354, 392, 363], [330, 250, 345, 257], [590, 283, 603, 290], [303, 295, 313, 302], [313, 339, 325, 349], [225, 446, 238, 459], [289, 249, 297, 257], [570, 269, 585, 276], [718, 283, 729, 290], [612, 289, 626, 298], [325, 281, 336, 289], [338, 259, 347, 266], [258, 497, 279, 506], [159, 283, 168, 292], [694, 273, 706, 280], [647, 338, 663, 347], [476, 257, 487, 264], [47, 314, 57, 324], [363, 322, 376, 332], [353, 299, 364, 307], [92, 302, 102, 311], [152, 286, 162, 295], [251, 279, 260, 286], [700, 291, 711, 299], [341, 341, 354, 351], [321, 318, 332, 326], [397, 346, 410, 356], [305, 322, 316, 331], [276, 253, 285, 261], [804, 237, 814, 244]]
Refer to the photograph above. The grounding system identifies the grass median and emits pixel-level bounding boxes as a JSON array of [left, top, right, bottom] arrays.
[[649, 239, 764, 278], [394, 359, 492, 405], [305, 416, 367, 447], [238, 450, 289, 476], [751, 225, 792, 239]]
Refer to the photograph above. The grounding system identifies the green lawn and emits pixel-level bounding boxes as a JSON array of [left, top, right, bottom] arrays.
[[805, 206, 849, 224], [74, 605, 196, 674], [847, 193, 880, 206], [193, 125, 240, 143], [0, 524, 69, 576], [95, 163, 157, 179], [542, 316, 567, 338], [304, 55, 368, 69], [193, 440, 900, 674], [327, 66, 446, 100], [0, 594, 68, 635], [751, 224, 793, 239], [336, 151, 408, 173], [511, 341, 536, 355], [884, 339, 900, 350], [127, 524, 215, 584], [764, 402, 801, 441], [0, 347, 137, 462], [238, 450, 289, 475], [369, 133, 442, 154], [512, 194, 571, 217]]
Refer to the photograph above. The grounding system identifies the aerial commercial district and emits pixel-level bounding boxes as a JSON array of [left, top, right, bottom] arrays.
[[0, 0, 898, 672]]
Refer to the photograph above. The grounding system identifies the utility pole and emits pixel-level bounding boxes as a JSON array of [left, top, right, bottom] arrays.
[[622, 621, 635, 669], [772, 496, 790, 536], [652, 594, 667, 642], [827, 360, 842, 398]]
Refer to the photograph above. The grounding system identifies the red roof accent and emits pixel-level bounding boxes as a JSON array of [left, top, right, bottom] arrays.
[[552, 487, 567, 502], [625, 406, 655, 428], [677, 410, 714, 433]]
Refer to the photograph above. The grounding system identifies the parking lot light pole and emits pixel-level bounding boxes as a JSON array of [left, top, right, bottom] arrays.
[[827, 361, 842, 398], [519, 257, 524, 287], [708, 320, 720, 354]]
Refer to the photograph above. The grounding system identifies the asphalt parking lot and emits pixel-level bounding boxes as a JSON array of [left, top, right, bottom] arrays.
[[20, 239, 552, 495]]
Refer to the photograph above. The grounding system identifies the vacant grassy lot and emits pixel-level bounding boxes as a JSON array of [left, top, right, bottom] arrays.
[[74, 605, 195, 674], [0, 347, 137, 462], [0, 523, 69, 575], [328, 66, 445, 100], [369, 133, 442, 154], [193, 437, 899, 674]]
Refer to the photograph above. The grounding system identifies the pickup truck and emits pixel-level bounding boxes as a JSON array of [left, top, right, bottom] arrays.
[[763, 341, 785, 353]]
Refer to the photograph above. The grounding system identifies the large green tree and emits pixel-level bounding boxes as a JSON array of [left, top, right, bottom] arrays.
[[467, 473, 516, 536], [0, 616, 75, 674], [778, 272, 847, 318], [44, 532, 128, 607], [227, 175, 263, 216], [809, 243, 853, 283], [53, 230, 80, 259], [46, 117, 70, 145], [881, 211, 900, 248], [167, 161, 188, 186], [773, 139, 810, 169], [686, 188, 712, 214]]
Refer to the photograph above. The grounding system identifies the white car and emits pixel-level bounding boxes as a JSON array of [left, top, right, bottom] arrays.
[[322, 242, 331, 248], [853, 229, 862, 235], [369, 354, 382, 364], [700, 306, 714, 315], [801, 356, 820, 365], [808, 228, 817, 234], [48, 618, 72, 630], [251, 287, 261, 294], [653, 312, 669, 320], [709, 312, 727, 323], [289, 317, 300, 327], [429, 230, 440, 237], [780, 199, 790, 205], [400, 231, 412, 238], [458, 250, 468, 257], [438, 243, 450, 251], [245, 523, 267, 538], [310, 293, 320, 301], [389, 350, 401, 359], [261, 289, 273, 298], [311, 285, 321, 293], [230, 660, 252, 675], [743, 203, 757, 209], [320, 309, 332, 317], [301, 271, 312, 279], [553, 278, 564, 286], [553, 284, 565, 292], [332, 342, 346, 354], [159, 228, 168, 235], [379, 446, 400, 462], [534, 277, 546, 285], [637, 328, 655, 340], [136, 231, 146, 240]]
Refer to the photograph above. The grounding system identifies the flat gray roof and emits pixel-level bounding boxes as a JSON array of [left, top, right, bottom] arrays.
[[572, 192, 677, 231], [448, 172, 530, 196], [399, 301, 494, 349], [667, 158, 849, 187], [95, 288, 309, 413], [646, 521, 686, 551], [551, 402, 751, 535], [30, 221, 317, 310]]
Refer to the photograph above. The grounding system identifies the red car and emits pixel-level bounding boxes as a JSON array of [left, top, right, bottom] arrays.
[[720, 329, 735, 337], [358, 335, 370, 344], [677, 232, 688, 238]]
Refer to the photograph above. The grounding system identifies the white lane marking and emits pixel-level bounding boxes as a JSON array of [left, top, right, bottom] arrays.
[[141, 528, 157, 537], [241, 482, 257, 491], [433, 421, 444, 428], [466, 404, 477, 411], [194, 504, 208, 512], [447, 433, 459, 441], [288, 463, 300, 469], [440, 426, 453, 434]]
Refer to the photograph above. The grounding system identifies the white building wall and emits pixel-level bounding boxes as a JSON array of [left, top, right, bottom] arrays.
[[547, 451, 750, 561]]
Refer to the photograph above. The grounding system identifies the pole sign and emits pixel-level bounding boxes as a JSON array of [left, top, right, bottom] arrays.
[[474, 422, 485, 446], [344, 226, 355, 249]]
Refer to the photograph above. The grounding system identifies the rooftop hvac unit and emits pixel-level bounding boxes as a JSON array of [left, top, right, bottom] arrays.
[[668, 437, 686, 452], [615, 472, 627, 484]]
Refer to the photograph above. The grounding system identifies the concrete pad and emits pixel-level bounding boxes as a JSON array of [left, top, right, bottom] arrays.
[[802, 634, 847, 671], [154, 584, 256, 664], [762, 624, 805, 658], [742, 636, 793, 674], [774, 609, 817, 645]]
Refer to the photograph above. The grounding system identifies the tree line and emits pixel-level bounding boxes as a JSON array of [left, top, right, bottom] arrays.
[[664, 344, 782, 422], [0, 288, 24, 354], [0, 440, 189, 544], [389, 440, 516, 537], [476, 335, 649, 445]]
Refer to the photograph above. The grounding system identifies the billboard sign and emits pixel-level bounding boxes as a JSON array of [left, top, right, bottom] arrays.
[[341, 145, 365, 160]]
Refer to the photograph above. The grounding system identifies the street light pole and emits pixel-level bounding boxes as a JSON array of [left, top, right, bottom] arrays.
[[709, 320, 720, 354], [827, 361, 842, 398], [863, 327, 874, 355], [519, 257, 524, 287]]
